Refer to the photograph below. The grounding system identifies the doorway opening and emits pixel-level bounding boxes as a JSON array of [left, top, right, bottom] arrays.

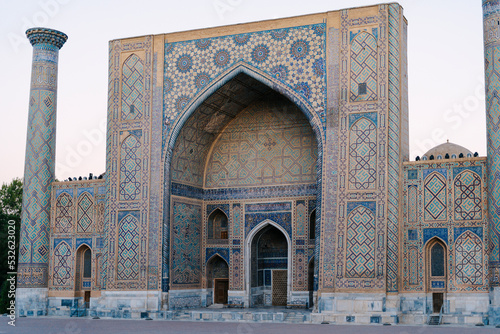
[[250, 224, 288, 307], [75, 245, 91, 308], [206, 255, 229, 305], [426, 238, 447, 314], [433, 293, 443, 313]]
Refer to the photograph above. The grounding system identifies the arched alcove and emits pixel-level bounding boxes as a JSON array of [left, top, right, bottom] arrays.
[[164, 69, 321, 301], [207, 209, 228, 240], [75, 245, 91, 307], [246, 221, 290, 307], [425, 238, 447, 313], [206, 255, 229, 305]]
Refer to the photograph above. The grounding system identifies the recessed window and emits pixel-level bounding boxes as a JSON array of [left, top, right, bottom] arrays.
[[431, 243, 445, 277], [130, 104, 135, 114], [358, 83, 367, 95], [208, 209, 228, 240], [83, 248, 91, 278]]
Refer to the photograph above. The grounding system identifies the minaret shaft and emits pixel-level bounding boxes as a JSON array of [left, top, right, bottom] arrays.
[[16, 27, 67, 316]]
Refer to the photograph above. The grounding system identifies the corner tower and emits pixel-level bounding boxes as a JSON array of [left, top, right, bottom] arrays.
[[17, 28, 67, 316], [484, 1, 500, 284]]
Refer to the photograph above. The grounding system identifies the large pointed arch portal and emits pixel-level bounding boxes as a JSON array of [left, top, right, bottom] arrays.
[[163, 65, 323, 309]]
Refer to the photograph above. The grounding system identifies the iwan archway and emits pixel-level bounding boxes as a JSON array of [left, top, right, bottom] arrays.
[[246, 221, 291, 307], [163, 66, 322, 309]]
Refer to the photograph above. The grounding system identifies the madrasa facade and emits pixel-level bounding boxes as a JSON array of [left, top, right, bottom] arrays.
[[14, 1, 500, 325]]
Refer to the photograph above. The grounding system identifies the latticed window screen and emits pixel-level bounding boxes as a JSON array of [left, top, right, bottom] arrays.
[[83, 249, 91, 278], [431, 243, 445, 277]]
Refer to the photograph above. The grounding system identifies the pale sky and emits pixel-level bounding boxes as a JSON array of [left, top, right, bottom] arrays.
[[0, 0, 486, 185]]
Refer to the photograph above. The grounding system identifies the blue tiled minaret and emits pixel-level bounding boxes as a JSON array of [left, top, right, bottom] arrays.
[[484, 1, 500, 288], [16, 28, 67, 316]]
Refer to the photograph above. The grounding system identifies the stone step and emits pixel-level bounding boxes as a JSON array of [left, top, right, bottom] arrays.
[[285, 313, 308, 323], [428, 315, 440, 325], [173, 312, 192, 320]]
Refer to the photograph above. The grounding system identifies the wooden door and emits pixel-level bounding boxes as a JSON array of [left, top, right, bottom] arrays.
[[84, 291, 90, 307], [214, 279, 228, 304], [272, 270, 287, 306]]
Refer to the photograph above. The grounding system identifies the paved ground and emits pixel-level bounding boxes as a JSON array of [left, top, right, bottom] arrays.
[[0, 317, 498, 334]]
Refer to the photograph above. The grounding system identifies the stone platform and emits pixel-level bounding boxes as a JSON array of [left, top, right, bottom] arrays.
[[86, 306, 313, 323]]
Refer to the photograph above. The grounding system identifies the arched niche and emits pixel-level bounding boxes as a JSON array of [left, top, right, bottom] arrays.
[[206, 255, 229, 305], [245, 220, 290, 307], [75, 245, 91, 306], [207, 209, 228, 240], [425, 237, 447, 313], [163, 66, 323, 297]]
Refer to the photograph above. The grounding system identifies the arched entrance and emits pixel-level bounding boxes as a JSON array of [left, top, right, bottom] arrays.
[[247, 222, 290, 307], [206, 255, 229, 305], [426, 238, 447, 313], [163, 68, 322, 309], [75, 245, 91, 306]]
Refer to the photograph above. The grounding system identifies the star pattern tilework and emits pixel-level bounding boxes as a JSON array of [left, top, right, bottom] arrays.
[[163, 24, 327, 140]]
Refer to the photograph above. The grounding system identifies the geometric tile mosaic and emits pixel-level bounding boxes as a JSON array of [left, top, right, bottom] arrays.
[[77, 192, 93, 233], [350, 31, 378, 102], [53, 241, 72, 286], [55, 193, 73, 233], [121, 54, 144, 120], [408, 185, 417, 223], [454, 170, 482, 221], [424, 173, 447, 221], [119, 134, 142, 201], [117, 213, 140, 280], [349, 117, 377, 190], [163, 24, 326, 137], [171, 202, 201, 287], [345, 203, 376, 278], [204, 100, 317, 188], [455, 230, 483, 286], [409, 246, 418, 285]]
